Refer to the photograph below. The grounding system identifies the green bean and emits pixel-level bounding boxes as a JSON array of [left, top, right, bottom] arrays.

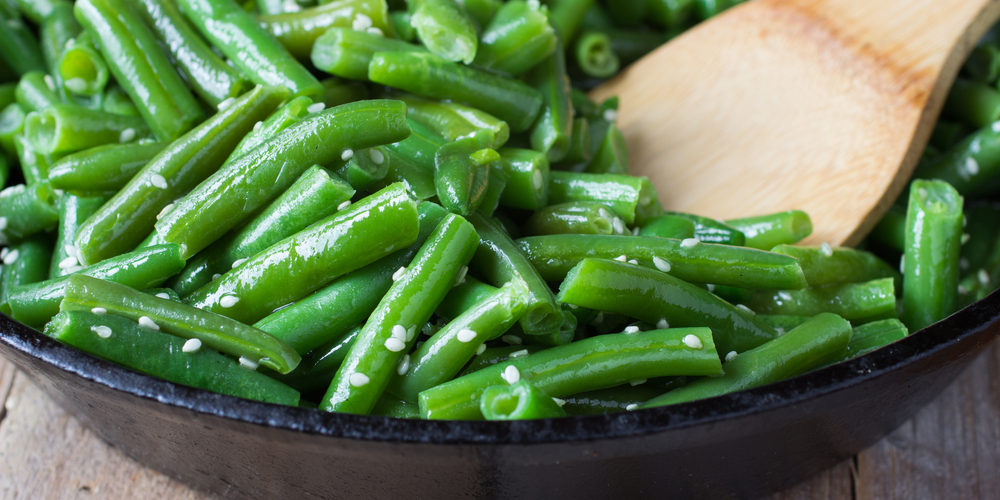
[[638, 213, 696, 239], [40, 2, 81, 74], [187, 183, 420, 324], [135, 0, 248, 107], [600, 28, 670, 65], [24, 104, 150, 156], [261, 0, 394, 60], [914, 121, 1000, 197], [49, 194, 106, 278], [944, 78, 1000, 128], [76, 0, 204, 140], [45, 310, 301, 405], [584, 122, 628, 174], [388, 282, 524, 402], [368, 51, 543, 132], [960, 202, 1000, 273], [435, 275, 496, 320], [869, 203, 906, 253], [419, 326, 721, 419], [558, 258, 779, 354], [497, 147, 550, 211], [408, 0, 478, 64], [480, 380, 566, 420], [724, 210, 813, 250], [474, 0, 557, 76], [549, 0, 595, 40], [257, 0, 302, 15], [0, 103, 25, 158], [549, 171, 659, 225], [663, 211, 746, 245], [321, 213, 480, 414], [154, 99, 409, 259], [171, 166, 355, 298], [0, 183, 59, 244], [57, 34, 110, 96], [333, 146, 391, 190], [0, 155, 7, 188], [0, 9, 45, 75], [2, 244, 185, 328], [59, 274, 301, 374], [476, 162, 508, 216], [839, 319, 908, 361], [176, 0, 323, 98], [0, 83, 13, 109], [524, 201, 627, 236], [771, 244, 899, 288], [559, 382, 677, 415], [519, 234, 807, 289], [642, 312, 851, 408], [383, 117, 444, 172], [574, 31, 619, 78], [13, 134, 51, 186], [930, 121, 970, 151], [560, 116, 592, 165], [74, 85, 285, 265], [399, 94, 510, 147], [47, 141, 167, 193], [743, 277, 898, 323], [378, 148, 438, 200], [274, 326, 362, 395], [528, 47, 574, 163], [434, 132, 496, 216], [310, 27, 424, 81], [902, 179, 964, 330], [0, 235, 53, 306], [390, 10, 417, 42], [15, 71, 61, 113], [460, 345, 542, 375]]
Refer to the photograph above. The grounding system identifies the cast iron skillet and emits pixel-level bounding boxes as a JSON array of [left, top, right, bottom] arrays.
[[2, 288, 999, 499]]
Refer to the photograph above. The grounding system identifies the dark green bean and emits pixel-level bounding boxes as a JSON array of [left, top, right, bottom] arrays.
[[47, 141, 167, 193], [434, 131, 496, 215], [771, 244, 899, 288], [549, 171, 660, 225], [529, 47, 574, 163], [480, 380, 566, 420], [663, 211, 745, 245], [638, 213, 696, 239], [24, 104, 150, 156], [963, 43, 1000, 84], [261, 0, 394, 60], [549, 0, 595, 40], [914, 121, 1000, 197], [743, 277, 898, 323], [474, 0, 557, 76], [944, 78, 1000, 128], [310, 27, 424, 81], [274, 326, 362, 395], [724, 210, 813, 250]]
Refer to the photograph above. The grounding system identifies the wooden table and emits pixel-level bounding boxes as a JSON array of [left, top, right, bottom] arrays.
[[2, 341, 998, 499]]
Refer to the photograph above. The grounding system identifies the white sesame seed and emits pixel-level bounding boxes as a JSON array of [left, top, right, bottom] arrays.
[[91, 307, 107, 315], [614, 254, 628, 262], [978, 269, 990, 286], [368, 149, 385, 165], [611, 217, 625, 235], [736, 304, 755, 315], [629, 378, 646, 386], [2, 249, 18, 265], [220, 295, 240, 308], [775, 327, 785, 336], [43, 74, 55, 90], [501, 365, 520, 384], [964, 156, 980, 177], [680, 238, 700, 249], [778, 291, 793, 301], [725, 351, 738, 362], [819, 242, 834, 257], [182, 338, 202, 353], [149, 174, 168, 189], [1, 247, 8, 260], [453, 265, 468, 286], [349, 372, 370, 387], [57, 256, 78, 269], [391, 324, 407, 340], [138, 316, 160, 331], [0, 217, 7, 230], [899, 256, 905, 273], [532, 169, 544, 190], [509, 349, 530, 358], [625, 403, 640, 411], [337, 200, 351, 211], [341, 149, 354, 161], [652, 256, 672, 273], [211, 273, 222, 280], [90, 325, 112, 338], [119, 128, 136, 143], [217, 97, 236, 110], [65, 78, 88, 94], [959, 284, 970, 295], [397, 354, 411, 375], [230, 258, 247, 269], [366, 26, 383, 36], [156, 203, 174, 220], [352, 13, 373, 30], [632, 226, 640, 235], [656, 318, 669, 329], [962, 233, 971, 245], [252, 121, 263, 133], [682, 334, 703, 349], [476, 343, 487, 355], [392, 266, 407, 282], [155, 292, 170, 299], [501, 334, 522, 345], [456, 328, 477, 343], [307, 103, 324, 114], [552, 397, 566, 407], [623, 325, 640, 334], [384, 336, 406, 352], [239, 357, 259, 370], [626, 259, 638, 265], [567, 303, 578, 309], [603, 108, 618, 122]]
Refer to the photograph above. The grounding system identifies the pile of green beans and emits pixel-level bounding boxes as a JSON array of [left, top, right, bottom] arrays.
[[0, 0, 988, 421]]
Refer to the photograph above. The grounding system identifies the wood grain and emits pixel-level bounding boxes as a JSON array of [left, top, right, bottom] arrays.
[[1, 341, 997, 499], [592, 0, 1000, 246]]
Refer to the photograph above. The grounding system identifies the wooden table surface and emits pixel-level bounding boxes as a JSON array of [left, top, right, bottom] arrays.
[[1, 340, 998, 499]]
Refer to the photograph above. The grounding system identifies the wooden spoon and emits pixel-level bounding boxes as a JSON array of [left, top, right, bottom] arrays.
[[591, 0, 1000, 246]]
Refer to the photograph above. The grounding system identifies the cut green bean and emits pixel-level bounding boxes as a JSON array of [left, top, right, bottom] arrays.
[[480, 380, 566, 420], [409, 0, 478, 64], [574, 31, 619, 78], [771, 244, 899, 288], [0, 103, 25, 158], [0, 235, 53, 306], [724, 210, 813, 250], [261, 0, 394, 60], [320, 77, 368, 107], [743, 277, 898, 323], [524, 201, 628, 236], [15, 71, 61, 113], [963, 43, 1000, 84], [13, 134, 51, 187], [0, 183, 59, 244], [47, 141, 167, 193], [24, 104, 150, 156], [14, 0, 62, 23], [400, 94, 510, 147], [57, 34, 110, 96], [549, 0, 595, 40], [914, 121, 1000, 197], [49, 194, 106, 278], [839, 318, 908, 362], [497, 147, 550, 211], [228, 95, 313, 161], [474, 0, 557, 76], [434, 132, 496, 216], [663, 211, 745, 245], [549, 171, 659, 225], [310, 27, 424, 81], [274, 326, 362, 395], [529, 47, 573, 163], [585, 123, 628, 174]]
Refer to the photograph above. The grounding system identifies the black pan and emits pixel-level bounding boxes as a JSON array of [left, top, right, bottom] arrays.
[[2, 289, 999, 499]]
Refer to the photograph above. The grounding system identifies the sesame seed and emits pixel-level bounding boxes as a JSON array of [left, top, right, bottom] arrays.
[[349, 372, 370, 387], [217, 97, 236, 110], [629, 379, 646, 386], [612, 217, 625, 235], [391, 324, 407, 340], [239, 357, 259, 370], [532, 169, 544, 190], [155, 292, 170, 299], [652, 256, 672, 273], [476, 344, 487, 355], [456, 328, 477, 343], [736, 304, 755, 315], [819, 242, 834, 257], [453, 266, 468, 286], [614, 254, 628, 262], [352, 13, 373, 30], [1, 248, 9, 260], [964, 157, 980, 177], [43, 74, 55, 90], [725, 351, 738, 362], [959, 284, 970, 295], [656, 318, 669, 329], [632, 227, 640, 235], [182, 338, 202, 353], [778, 291, 793, 301], [220, 295, 240, 308], [91, 307, 107, 315], [367, 27, 383, 36], [625, 403, 639, 411], [775, 327, 785, 336], [509, 349, 529, 358], [119, 128, 136, 143], [307, 103, 324, 114], [397, 355, 411, 375], [501, 365, 520, 384], [978, 269, 990, 286], [0, 217, 7, 230], [603, 108, 618, 122], [682, 334, 703, 349], [2, 249, 18, 265], [231, 258, 247, 269], [680, 238, 700, 249], [392, 266, 407, 282], [138, 316, 160, 331], [623, 325, 640, 334], [252, 121, 263, 133], [337, 200, 351, 211], [65, 78, 88, 94], [341, 149, 354, 161], [384, 337, 406, 352], [552, 397, 566, 407], [90, 325, 112, 338], [962, 233, 971, 245], [149, 174, 168, 189], [211, 273, 222, 280], [368, 149, 385, 165], [57, 256, 78, 269], [156, 203, 174, 220], [501, 334, 522, 345]]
